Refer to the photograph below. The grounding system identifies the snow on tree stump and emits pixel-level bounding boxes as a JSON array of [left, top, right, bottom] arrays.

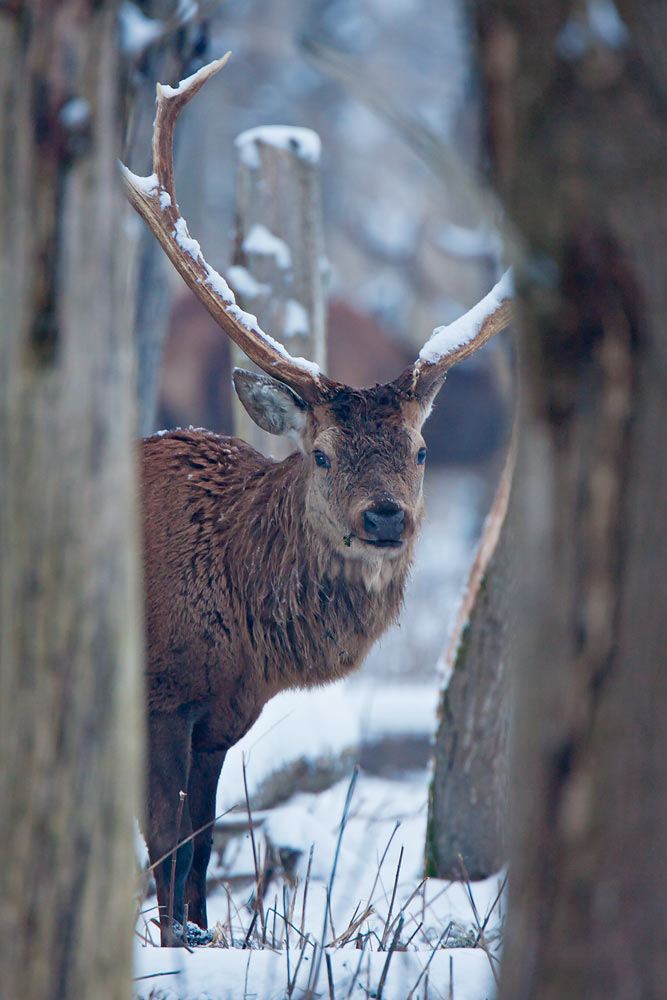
[[229, 126, 327, 458]]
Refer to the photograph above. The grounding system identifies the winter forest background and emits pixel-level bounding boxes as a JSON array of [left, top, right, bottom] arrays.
[[1, 1, 666, 999]]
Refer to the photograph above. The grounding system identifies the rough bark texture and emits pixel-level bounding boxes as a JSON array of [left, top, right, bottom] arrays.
[[229, 129, 327, 457], [427, 436, 514, 879], [471, 2, 667, 997], [0, 3, 143, 998]]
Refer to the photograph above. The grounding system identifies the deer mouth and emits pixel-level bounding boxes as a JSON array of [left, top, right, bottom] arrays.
[[359, 537, 403, 549]]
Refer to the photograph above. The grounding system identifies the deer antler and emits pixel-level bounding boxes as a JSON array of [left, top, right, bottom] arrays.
[[392, 269, 514, 399], [120, 54, 337, 406]]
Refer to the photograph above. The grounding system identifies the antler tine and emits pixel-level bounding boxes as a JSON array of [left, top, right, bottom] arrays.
[[120, 54, 336, 406], [392, 269, 514, 399]]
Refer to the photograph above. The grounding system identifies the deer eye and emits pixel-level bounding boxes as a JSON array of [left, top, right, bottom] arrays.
[[313, 450, 331, 469], [416, 447, 427, 465]]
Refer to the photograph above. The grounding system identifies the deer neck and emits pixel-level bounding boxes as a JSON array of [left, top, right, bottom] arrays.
[[243, 453, 416, 688]]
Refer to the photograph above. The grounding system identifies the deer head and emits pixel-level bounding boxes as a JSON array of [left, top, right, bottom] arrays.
[[120, 54, 512, 569]]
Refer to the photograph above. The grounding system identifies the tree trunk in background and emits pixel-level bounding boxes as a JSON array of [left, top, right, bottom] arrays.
[[0, 4, 142, 999], [122, 1, 210, 436], [229, 127, 328, 458], [427, 434, 514, 879], [472, 3, 667, 996]]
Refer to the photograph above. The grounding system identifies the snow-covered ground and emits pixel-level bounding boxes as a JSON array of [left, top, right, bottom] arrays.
[[135, 467, 504, 1000]]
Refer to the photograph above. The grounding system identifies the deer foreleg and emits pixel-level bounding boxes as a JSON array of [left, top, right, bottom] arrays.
[[184, 747, 226, 930], [146, 709, 194, 946]]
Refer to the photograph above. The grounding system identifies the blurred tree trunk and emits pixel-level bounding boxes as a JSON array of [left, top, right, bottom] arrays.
[[121, 1, 211, 435], [471, 3, 667, 997], [427, 433, 514, 879], [0, 3, 143, 999], [229, 127, 328, 458]]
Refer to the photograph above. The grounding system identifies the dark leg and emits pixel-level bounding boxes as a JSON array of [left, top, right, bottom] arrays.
[[184, 748, 226, 929], [145, 709, 194, 946]]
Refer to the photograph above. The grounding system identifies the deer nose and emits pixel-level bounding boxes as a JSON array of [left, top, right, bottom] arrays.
[[363, 500, 405, 542]]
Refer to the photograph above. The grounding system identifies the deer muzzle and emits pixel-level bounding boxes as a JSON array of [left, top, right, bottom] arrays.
[[361, 499, 405, 546]]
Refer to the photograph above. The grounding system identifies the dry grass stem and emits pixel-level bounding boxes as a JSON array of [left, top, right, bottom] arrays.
[[243, 755, 266, 941], [380, 844, 404, 949], [326, 904, 374, 948], [167, 790, 187, 942], [300, 844, 314, 939], [325, 950, 335, 1000], [376, 914, 404, 1000]]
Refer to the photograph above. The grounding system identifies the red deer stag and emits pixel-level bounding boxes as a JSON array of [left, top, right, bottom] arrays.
[[121, 54, 513, 946]]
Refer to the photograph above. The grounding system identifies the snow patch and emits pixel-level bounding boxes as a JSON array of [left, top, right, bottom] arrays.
[[58, 97, 90, 130], [436, 220, 503, 260], [557, 0, 628, 60], [118, 1, 163, 58], [227, 265, 271, 301], [235, 125, 322, 167], [283, 299, 309, 338], [176, 0, 198, 24], [243, 224, 292, 270], [119, 164, 159, 196]]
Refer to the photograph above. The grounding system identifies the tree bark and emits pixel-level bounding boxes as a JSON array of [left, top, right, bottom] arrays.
[[122, 0, 210, 436], [427, 433, 514, 879], [471, 3, 667, 996], [0, 3, 143, 998], [229, 127, 328, 457]]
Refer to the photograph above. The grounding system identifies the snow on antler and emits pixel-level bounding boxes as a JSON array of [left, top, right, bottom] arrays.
[[119, 54, 335, 404], [121, 53, 513, 406], [418, 269, 514, 364]]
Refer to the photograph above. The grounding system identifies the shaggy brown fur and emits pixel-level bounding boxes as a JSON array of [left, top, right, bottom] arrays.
[[141, 384, 432, 943]]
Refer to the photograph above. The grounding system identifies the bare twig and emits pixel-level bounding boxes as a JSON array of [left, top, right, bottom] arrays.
[[146, 803, 235, 874], [404, 920, 424, 950], [325, 950, 335, 1000], [300, 843, 314, 940], [376, 915, 404, 1000], [344, 932, 369, 1000], [380, 845, 404, 949], [242, 910, 258, 950], [307, 767, 359, 996], [474, 871, 508, 946], [364, 821, 401, 915], [133, 970, 180, 981], [406, 923, 452, 1000], [167, 790, 187, 942], [326, 905, 374, 948], [284, 884, 292, 993], [457, 854, 500, 987], [288, 933, 312, 996], [243, 755, 266, 942]]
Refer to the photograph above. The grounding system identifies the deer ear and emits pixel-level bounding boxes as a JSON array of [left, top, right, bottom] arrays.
[[232, 369, 308, 437], [415, 373, 447, 428]]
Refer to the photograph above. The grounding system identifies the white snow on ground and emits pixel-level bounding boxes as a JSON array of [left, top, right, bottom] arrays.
[[135, 469, 503, 999], [135, 944, 497, 1000]]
